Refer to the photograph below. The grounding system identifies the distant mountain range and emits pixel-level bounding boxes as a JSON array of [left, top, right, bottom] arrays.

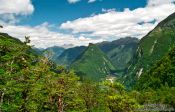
[[36, 37, 139, 80], [44, 46, 65, 61], [54, 37, 139, 69], [56, 46, 86, 66]]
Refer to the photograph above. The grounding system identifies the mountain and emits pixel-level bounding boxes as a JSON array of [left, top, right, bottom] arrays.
[[136, 45, 175, 90], [124, 12, 175, 88], [33, 47, 44, 55], [55, 37, 139, 70], [61, 44, 74, 49], [44, 46, 65, 61], [98, 37, 139, 69], [56, 46, 86, 66], [71, 44, 116, 81]]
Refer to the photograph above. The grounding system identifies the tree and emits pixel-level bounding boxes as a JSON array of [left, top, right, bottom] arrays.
[[102, 80, 139, 112], [43, 66, 81, 112], [0, 35, 36, 111], [0, 25, 3, 28], [24, 36, 31, 45], [78, 80, 107, 111]]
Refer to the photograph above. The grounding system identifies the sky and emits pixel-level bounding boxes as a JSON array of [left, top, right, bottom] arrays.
[[0, 0, 175, 48]]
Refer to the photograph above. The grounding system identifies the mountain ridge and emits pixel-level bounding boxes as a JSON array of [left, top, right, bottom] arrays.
[[71, 44, 116, 81]]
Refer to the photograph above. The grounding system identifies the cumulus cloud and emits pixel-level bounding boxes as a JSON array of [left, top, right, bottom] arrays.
[[1, 23, 103, 48], [0, 0, 34, 15], [67, 0, 81, 4], [147, 0, 175, 6], [61, 0, 175, 40], [0, 0, 34, 24], [1, 0, 175, 48], [88, 0, 96, 3]]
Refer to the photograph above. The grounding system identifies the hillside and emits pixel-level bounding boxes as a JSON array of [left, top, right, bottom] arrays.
[[136, 45, 175, 90], [71, 44, 116, 81], [98, 37, 139, 69], [124, 12, 175, 88]]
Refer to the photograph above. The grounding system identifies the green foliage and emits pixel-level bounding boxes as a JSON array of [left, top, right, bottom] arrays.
[[102, 80, 140, 112], [129, 87, 175, 109]]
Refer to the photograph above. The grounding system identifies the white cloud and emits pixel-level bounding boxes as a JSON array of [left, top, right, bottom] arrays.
[[0, 0, 103, 48], [61, 0, 175, 40], [1, 23, 103, 48], [88, 0, 96, 3], [0, 0, 34, 24], [67, 0, 97, 4], [0, 0, 34, 15], [147, 0, 175, 6], [67, 0, 81, 4]]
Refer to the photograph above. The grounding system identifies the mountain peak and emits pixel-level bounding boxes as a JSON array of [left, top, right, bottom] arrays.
[[71, 44, 116, 81]]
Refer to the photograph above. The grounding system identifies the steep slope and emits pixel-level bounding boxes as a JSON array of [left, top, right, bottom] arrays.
[[136, 45, 175, 90], [98, 37, 139, 69], [71, 44, 116, 81], [124, 12, 175, 88], [56, 46, 86, 66]]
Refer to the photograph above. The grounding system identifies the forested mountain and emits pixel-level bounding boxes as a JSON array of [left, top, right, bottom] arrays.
[[71, 44, 116, 81], [136, 45, 175, 90], [124, 12, 175, 88]]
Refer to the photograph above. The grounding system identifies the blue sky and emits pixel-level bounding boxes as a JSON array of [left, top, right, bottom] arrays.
[[0, 0, 175, 48], [21, 0, 147, 26]]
